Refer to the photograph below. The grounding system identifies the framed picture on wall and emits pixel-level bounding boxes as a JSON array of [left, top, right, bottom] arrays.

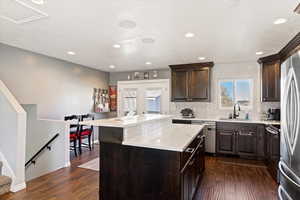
[[109, 85, 117, 111]]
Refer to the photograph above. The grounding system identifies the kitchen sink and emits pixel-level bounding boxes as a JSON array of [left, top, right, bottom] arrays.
[[219, 117, 249, 121]]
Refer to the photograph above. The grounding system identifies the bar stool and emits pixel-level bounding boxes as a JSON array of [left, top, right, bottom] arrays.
[[78, 114, 95, 154], [64, 115, 80, 157]]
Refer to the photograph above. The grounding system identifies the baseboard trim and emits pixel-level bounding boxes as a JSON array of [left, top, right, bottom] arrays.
[[64, 161, 71, 168], [93, 140, 99, 144], [11, 182, 26, 192]]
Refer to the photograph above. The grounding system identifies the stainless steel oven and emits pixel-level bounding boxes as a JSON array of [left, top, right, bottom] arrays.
[[192, 120, 216, 154]]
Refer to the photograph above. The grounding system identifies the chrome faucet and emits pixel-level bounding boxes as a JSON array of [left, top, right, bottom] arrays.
[[233, 103, 241, 119]]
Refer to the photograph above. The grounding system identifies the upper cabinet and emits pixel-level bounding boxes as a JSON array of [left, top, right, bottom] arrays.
[[258, 32, 300, 102], [169, 62, 214, 102], [259, 55, 281, 102]]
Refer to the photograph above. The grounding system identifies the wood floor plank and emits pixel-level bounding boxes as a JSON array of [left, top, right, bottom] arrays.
[[1, 147, 277, 200]]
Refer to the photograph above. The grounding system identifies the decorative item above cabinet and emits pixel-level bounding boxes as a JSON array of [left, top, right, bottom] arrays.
[[169, 62, 214, 102]]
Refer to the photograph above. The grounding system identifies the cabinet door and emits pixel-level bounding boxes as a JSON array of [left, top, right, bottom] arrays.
[[182, 169, 189, 200], [217, 129, 236, 154], [236, 129, 257, 156], [171, 69, 189, 101], [189, 68, 210, 101], [262, 61, 280, 102], [270, 132, 280, 163]]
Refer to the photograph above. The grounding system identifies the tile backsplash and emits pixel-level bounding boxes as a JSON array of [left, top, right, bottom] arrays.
[[169, 62, 281, 120], [170, 101, 280, 120]]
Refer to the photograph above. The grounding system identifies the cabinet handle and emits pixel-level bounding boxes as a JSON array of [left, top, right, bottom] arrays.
[[279, 161, 300, 188], [220, 132, 234, 136], [278, 186, 293, 200], [238, 131, 254, 136], [186, 148, 195, 154]]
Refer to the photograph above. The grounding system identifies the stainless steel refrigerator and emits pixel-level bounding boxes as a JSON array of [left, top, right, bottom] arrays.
[[279, 50, 300, 199]]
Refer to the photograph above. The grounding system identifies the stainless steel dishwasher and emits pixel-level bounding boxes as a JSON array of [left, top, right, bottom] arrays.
[[191, 120, 216, 154]]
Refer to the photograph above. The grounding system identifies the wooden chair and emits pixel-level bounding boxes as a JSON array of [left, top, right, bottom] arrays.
[[64, 115, 80, 157], [78, 114, 95, 154]]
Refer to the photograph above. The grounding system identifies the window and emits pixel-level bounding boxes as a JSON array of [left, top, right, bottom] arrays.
[[219, 79, 252, 109], [145, 89, 162, 114], [123, 89, 137, 116]]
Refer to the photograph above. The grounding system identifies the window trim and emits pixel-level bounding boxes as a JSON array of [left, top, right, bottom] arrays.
[[218, 79, 253, 110]]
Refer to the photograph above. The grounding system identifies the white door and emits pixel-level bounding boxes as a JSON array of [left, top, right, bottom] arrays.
[[117, 79, 170, 117]]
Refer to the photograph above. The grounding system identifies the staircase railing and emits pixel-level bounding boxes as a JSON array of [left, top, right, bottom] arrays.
[[25, 133, 59, 168]]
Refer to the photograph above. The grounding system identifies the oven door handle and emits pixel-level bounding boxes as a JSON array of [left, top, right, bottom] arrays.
[[278, 185, 294, 200], [279, 161, 300, 188], [266, 127, 279, 135]]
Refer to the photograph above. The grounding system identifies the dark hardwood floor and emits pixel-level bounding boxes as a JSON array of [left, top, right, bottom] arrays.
[[2, 145, 100, 200], [1, 146, 277, 200], [196, 156, 278, 200]]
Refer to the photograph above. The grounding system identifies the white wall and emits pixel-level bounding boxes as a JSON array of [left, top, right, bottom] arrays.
[[0, 80, 26, 192], [110, 62, 280, 120], [22, 104, 70, 181], [0, 43, 110, 120]]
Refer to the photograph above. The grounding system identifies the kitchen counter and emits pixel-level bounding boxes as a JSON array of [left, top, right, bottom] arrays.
[[82, 114, 205, 152], [123, 124, 205, 152], [80, 114, 172, 128], [172, 117, 281, 125]]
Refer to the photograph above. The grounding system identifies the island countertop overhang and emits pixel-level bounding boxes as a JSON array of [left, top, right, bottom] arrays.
[[83, 114, 206, 152], [122, 124, 205, 152]]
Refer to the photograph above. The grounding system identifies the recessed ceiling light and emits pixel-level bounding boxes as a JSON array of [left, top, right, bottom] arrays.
[[256, 51, 264, 55], [67, 51, 76, 55], [185, 32, 195, 38], [113, 44, 121, 48], [109, 65, 116, 69], [145, 62, 152, 65], [31, 0, 44, 5], [198, 57, 206, 60], [273, 18, 287, 25], [119, 20, 137, 29]]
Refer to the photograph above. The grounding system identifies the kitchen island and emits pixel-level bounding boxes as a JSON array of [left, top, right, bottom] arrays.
[[82, 114, 206, 200]]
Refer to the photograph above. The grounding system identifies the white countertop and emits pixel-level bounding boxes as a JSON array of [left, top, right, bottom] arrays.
[[123, 124, 205, 152], [80, 114, 172, 128], [172, 117, 281, 125]]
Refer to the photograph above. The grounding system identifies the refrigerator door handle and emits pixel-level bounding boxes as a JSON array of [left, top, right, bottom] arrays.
[[278, 185, 294, 200], [279, 161, 300, 188]]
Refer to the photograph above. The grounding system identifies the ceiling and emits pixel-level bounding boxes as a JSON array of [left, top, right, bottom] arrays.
[[0, 0, 299, 72]]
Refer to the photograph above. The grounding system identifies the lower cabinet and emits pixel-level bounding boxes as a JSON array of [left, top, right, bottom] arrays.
[[217, 129, 236, 154], [216, 122, 265, 159], [236, 127, 257, 156], [265, 127, 280, 182], [181, 133, 205, 200], [100, 130, 205, 200]]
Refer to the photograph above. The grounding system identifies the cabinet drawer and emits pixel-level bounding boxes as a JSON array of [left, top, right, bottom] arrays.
[[181, 132, 204, 170]]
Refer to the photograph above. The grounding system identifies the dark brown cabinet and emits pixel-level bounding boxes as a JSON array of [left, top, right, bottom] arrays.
[[100, 128, 205, 200], [216, 122, 265, 159], [217, 129, 236, 154], [181, 133, 205, 200], [170, 62, 214, 102], [236, 127, 257, 156], [265, 126, 280, 182], [189, 68, 210, 100], [171, 68, 189, 101], [259, 56, 281, 102]]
